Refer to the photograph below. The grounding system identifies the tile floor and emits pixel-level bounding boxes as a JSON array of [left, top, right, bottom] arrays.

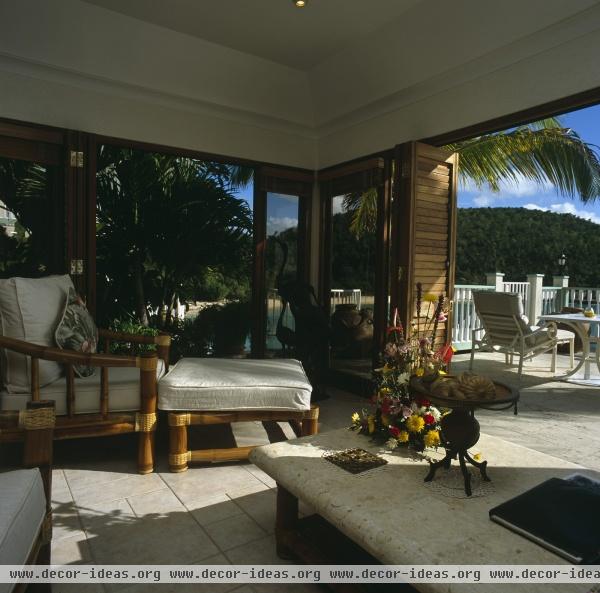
[[47, 350, 599, 592]]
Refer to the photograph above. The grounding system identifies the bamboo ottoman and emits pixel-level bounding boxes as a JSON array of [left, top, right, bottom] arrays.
[[158, 357, 319, 472]]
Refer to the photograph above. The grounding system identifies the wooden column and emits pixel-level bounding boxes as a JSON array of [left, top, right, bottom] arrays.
[[137, 353, 158, 474], [168, 413, 190, 473], [301, 404, 320, 436]]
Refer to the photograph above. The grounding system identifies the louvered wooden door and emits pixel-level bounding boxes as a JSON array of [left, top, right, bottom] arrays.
[[393, 142, 458, 347]]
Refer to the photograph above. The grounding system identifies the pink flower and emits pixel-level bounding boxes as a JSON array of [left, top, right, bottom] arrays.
[[401, 406, 412, 418]]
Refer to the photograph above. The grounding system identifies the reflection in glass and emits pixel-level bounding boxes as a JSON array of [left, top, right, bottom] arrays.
[[265, 192, 300, 354], [330, 190, 377, 377], [0, 157, 59, 278]]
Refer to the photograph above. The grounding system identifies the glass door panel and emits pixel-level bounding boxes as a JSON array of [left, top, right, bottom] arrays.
[[0, 157, 63, 277], [264, 192, 300, 355], [329, 190, 377, 378]]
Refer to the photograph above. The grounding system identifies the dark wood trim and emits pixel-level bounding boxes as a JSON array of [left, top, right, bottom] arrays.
[[423, 86, 600, 146], [372, 157, 392, 365], [445, 150, 459, 344], [251, 170, 267, 358], [394, 142, 417, 331], [0, 117, 66, 146], [318, 157, 385, 182], [84, 133, 98, 313]]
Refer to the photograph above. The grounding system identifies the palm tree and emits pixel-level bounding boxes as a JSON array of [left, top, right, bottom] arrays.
[[344, 117, 600, 237], [96, 147, 253, 326]]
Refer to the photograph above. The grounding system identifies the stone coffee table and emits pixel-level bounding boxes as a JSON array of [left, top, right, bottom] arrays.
[[249, 428, 598, 593]]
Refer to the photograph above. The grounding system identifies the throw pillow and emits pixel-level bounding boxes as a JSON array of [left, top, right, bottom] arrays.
[[55, 287, 98, 378]]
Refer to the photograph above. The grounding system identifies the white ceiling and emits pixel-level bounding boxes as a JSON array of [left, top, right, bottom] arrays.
[[81, 0, 421, 70]]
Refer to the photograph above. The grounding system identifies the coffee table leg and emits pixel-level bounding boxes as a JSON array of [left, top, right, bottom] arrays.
[[276, 484, 298, 560]]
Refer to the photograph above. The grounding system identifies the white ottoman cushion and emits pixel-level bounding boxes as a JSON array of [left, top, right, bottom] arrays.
[[158, 358, 312, 412], [0, 468, 45, 571]]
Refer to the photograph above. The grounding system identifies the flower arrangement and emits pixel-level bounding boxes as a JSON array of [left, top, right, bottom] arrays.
[[351, 283, 454, 452]]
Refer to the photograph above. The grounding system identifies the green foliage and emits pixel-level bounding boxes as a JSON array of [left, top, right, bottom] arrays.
[[331, 210, 376, 292], [95, 147, 253, 327], [108, 317, 159, 354], [456, 207, 600, 286]]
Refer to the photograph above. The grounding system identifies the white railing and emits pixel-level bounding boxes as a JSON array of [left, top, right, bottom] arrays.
[[330, 289, 361, 313], [541, 287, 561, 315], [503, 281, 529, 312], [267, 288, 362, 338], [563, 287, 600, 311], [452, 285, 494, 350]]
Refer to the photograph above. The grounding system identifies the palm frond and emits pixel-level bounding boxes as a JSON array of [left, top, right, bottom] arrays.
[[448, 123, 600, 201]]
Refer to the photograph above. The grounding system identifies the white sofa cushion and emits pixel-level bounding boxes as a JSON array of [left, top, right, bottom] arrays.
[[0, 275, 74, 393], [158, 358, 312, 412], [1, 359, 165, 415], [0, 468, 45, 575]]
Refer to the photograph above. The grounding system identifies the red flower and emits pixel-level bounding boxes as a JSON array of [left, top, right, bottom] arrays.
[[436, 344, 454, 364], [389, 426, 400, 437], [417, 398, 430, 407], [424, 413, 435, 425], [381, 398, 392, 414]]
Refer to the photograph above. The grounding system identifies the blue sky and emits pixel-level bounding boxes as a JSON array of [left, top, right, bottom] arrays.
[[459, 103, 600, 223], [235, 103, 600, 224]]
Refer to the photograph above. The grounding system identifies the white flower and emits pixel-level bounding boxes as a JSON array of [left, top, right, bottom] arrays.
[[385, 438, 399, 450], [397, 372, 410, 385], [418, 406, 428, 415], [429, 406, 442, 421], [410, 402, 418, 412]]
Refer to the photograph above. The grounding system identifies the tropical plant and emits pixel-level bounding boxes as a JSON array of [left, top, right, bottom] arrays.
[[344, 117, 600, 237], [96, 147, 253, 327]]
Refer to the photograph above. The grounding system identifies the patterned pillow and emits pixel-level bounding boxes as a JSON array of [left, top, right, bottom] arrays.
[[55, 287, 98, 378]]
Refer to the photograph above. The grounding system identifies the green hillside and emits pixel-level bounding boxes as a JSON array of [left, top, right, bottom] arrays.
[[456, 207, 600, 287]]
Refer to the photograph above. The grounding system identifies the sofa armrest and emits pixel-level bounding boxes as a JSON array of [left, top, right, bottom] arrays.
[[98, 329, 171, 371]]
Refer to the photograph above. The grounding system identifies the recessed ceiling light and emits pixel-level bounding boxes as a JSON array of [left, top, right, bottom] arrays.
[[293, 0, 307, 7]]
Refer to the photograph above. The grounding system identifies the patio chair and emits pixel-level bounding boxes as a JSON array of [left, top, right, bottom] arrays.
[[470, 291, 574, 379], [0, 275, 170, 474], [0, 400, 55, 590]]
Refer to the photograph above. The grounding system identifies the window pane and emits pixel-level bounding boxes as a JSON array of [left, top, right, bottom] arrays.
[[96, 146, 253, 358], [330, 190, 376, 376], [265, 192, 300, 354], [0, 157, 61, 278]]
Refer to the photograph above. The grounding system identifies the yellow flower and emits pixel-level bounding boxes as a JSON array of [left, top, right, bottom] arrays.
[[367, 416, 376, 434], [397, 430, 409, 443], [438, 370, 447, 375], [415, 367, 425, 377], [382, 364, 393, 375], [379, 387, 392, 396], [424, 430, 441, 448], [351, 412, 361, 424], [423, 293, 438, 303], [381, 414, 390, 427], [473, 452, 482, 462], [405, 414, 425, 433]]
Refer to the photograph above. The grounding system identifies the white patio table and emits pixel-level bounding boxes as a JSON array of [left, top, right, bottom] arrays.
[[539, 313, 600, 385]]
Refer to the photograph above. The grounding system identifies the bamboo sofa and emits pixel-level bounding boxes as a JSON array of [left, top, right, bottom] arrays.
[[0, 275, 170, 474], [0, 400, 55, 593]]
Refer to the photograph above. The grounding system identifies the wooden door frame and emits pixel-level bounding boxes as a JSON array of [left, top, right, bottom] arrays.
[[318, 156, 393, 370], [251, 167, 314, 358]]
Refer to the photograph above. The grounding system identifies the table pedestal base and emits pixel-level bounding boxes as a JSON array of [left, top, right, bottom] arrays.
[[424, 448, 490, 496], [424, 408, 490, 496]]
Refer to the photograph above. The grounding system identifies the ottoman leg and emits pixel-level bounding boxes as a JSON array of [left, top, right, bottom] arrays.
[[169, 412, 191, 472], [301, 404, 319, 436]]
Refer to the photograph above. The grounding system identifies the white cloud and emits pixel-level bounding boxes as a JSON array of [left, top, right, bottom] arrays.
[[267, 216, 298, 234], [523, 203, 548, 211], [522, 202, 600, 224], [462, 174, 554, 200], [549, 202, 600, 224], [473, 194, 494, 207]]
